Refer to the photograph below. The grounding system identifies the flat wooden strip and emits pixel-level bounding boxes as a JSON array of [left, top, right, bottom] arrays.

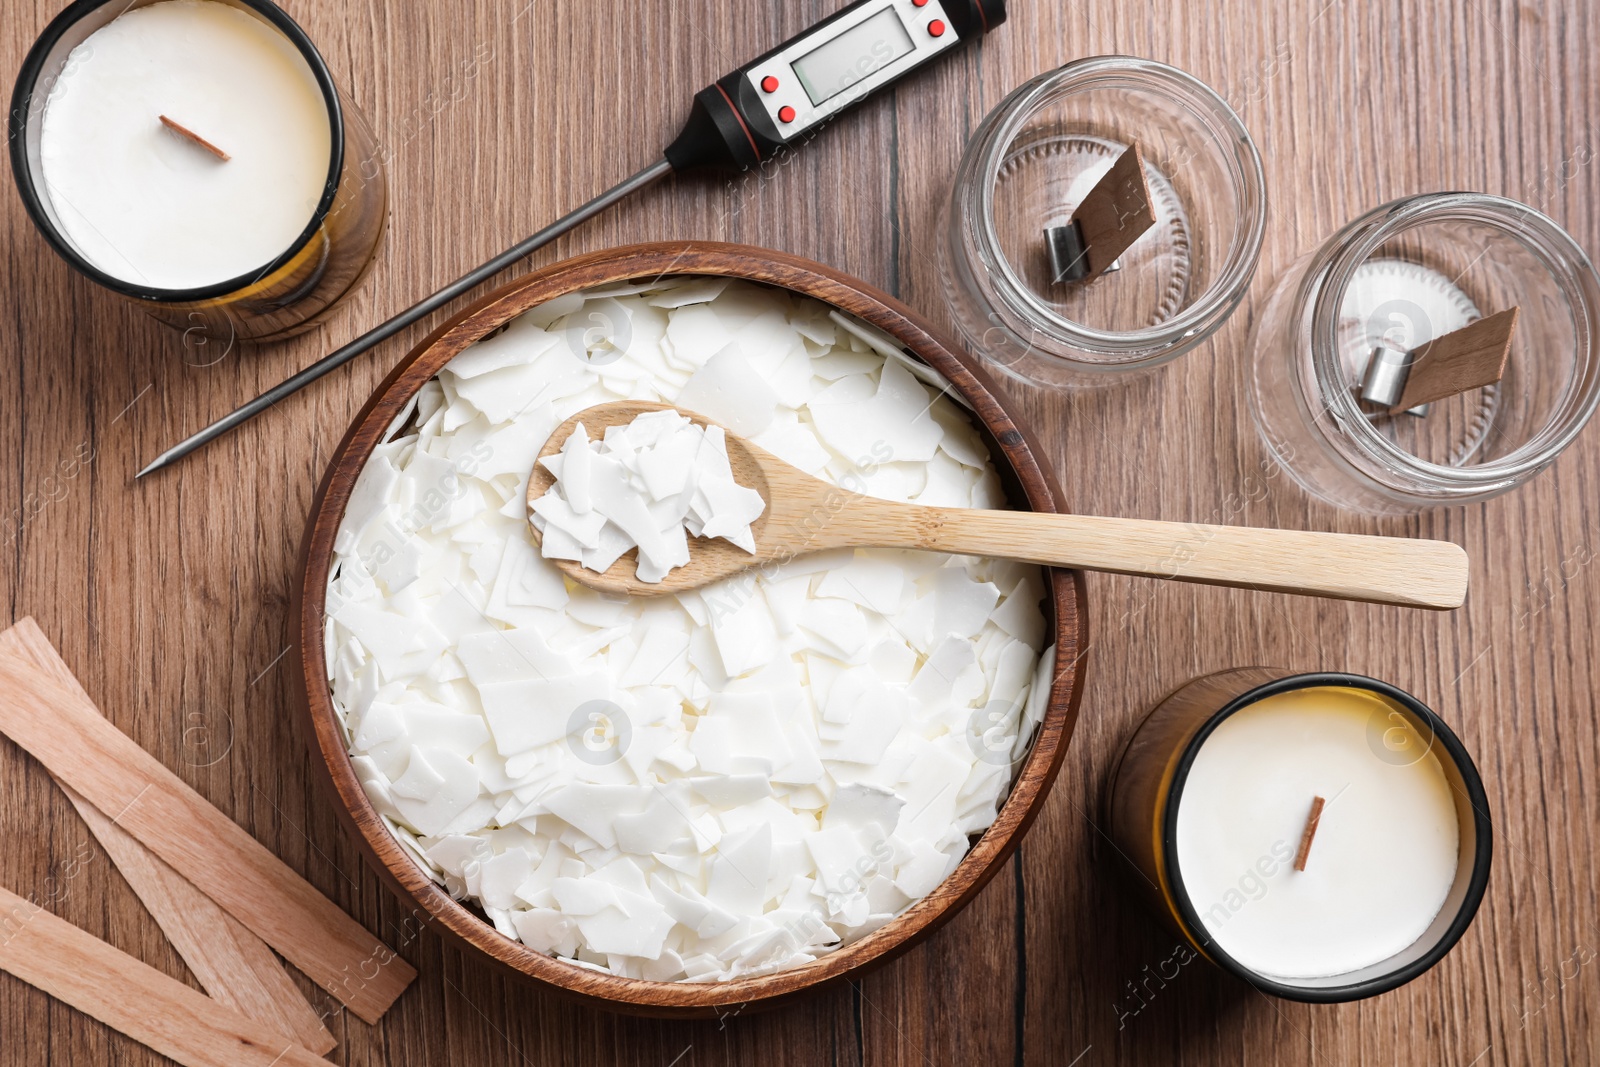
[[0, 646, 415, 1023], [1394, 306, 1519, 411], [0, 882, 327, 1067], [70, 793, 340, 1054], [1070, 143, 1156, 283], [0, 619, 336, 1055]]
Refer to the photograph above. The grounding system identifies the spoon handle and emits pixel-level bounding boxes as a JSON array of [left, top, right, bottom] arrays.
[[846, 504, 1468, 609]]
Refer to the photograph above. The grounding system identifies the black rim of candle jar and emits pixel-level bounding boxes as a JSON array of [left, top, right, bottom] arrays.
[[8, 0, 347, 304], [1159, 671, 1493, 1003]]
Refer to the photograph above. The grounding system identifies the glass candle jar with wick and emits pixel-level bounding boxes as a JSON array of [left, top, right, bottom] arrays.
[[10, 0, 388, 344], [938, 56, 1267, 390], [1105, 668, 1492, 1002], [1249, 193, 1600, 514]]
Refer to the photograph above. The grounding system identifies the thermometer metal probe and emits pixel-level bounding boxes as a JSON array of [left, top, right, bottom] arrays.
[[138, 0, 1006, 477]]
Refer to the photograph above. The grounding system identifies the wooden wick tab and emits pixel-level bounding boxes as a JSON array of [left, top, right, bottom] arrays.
[[1388, 306, 1518, 412], [159, 115, 231, 161], [1045, 143, 1156, 284], [1292, 795, 1327, 872]]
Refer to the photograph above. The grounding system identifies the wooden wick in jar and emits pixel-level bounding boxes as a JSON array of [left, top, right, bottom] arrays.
[[1044, 143, 1156, 285], [1362, 307, 1519, 414], [158, 115, 231, 161], [1390, 307, 1518, 412], [1292, 795, 1327, 872]]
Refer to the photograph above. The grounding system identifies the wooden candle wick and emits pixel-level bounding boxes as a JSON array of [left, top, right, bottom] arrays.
[[1044, 143, 1156, 284], [159, 115, 231, 161], [1389, 306, 1519, 412], [1293, 795, 1327, 872]]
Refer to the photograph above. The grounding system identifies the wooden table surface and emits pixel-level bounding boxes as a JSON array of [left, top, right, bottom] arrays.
[[3, 0, 1598, 1063]]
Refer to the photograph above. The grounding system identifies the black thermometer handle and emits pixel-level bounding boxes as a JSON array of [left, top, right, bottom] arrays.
[[666, 0, 1006, 172]]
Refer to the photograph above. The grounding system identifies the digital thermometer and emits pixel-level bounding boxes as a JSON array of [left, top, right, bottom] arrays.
[[140, 0, 1008, 475], [665, 0, 1005, 170]]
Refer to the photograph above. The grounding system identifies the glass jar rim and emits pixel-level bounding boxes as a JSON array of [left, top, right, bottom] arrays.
[[972, 55, 1267, 358], [1308, 192, 1600, 489], [7, 0, 346, 304]]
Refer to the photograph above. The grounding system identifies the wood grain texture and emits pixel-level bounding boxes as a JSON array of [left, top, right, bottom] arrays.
[[0, 644, 415, 1023], [292, 244, 1087, 1015], [0, 885, 330, 1067], [1, 0, 1597, 1063], [0, 618, 336, 1055], [1071, 144, 1156, 282], [1395, 306, 1520, 411], [533, 399, 1468, 608]]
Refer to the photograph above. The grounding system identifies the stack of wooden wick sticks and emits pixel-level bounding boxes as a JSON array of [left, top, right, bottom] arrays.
[[0, 618, 416, 1066]]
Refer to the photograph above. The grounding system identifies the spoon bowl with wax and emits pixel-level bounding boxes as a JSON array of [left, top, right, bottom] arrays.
[[527, 401, 1470, 609]]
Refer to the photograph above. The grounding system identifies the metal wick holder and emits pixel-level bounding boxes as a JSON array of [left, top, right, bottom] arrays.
[[1358, 341, 1431, 417], [1042, 143, 1153, 286], [1046, 222, 1121, 283]]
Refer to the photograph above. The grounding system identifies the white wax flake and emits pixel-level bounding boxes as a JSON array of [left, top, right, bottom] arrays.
[[543, 784, 650, 849], [664, 304, 732, 367], [708, 585, 778, 678], [618, 624, 692, 688], [674, 345, 780, 438], [456, 628, 570, 685], [814, 554, 906, 615], [478, 668, 611, 755], [929, 569, 1002, 641], [824, 783, 905, 838], [797, 599, 869, 662], [390, 747, 485, 837], [460, 327, 560, 383], [688, 692, 792, 775], [707, 824, 772, 914], [820, 688, 907, 766], [808, 358, 944, 464], [336, 454, 400, 555], [486, 535, 569, 615], [825, 309, 967, 409], [534, 412, 766, 583], [325, 277, 1051, 983], [750, 409, 832, 474], [806, 826, 876, 894]]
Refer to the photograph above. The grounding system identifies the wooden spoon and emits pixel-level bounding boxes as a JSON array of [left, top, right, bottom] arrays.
[[528, 401, 1469, 609]]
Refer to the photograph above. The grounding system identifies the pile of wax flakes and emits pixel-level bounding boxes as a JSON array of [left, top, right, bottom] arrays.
[[326, 277, 1055, 982], [531, 410, 767, 582]]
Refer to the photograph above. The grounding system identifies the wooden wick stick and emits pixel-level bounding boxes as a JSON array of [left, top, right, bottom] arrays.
[[0, 619, 334, 1055], [1293, 795, 1327, 872], [0, 882, 329, 1067], [0, 647, 415, 1022], [1044, 143, 1155, 284], [1390, 306, 1518, 412], [158, 115, 231, 161]]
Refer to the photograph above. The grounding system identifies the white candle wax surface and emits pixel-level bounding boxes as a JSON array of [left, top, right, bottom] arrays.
[[38, 0, 331, 291], [1174, 686, 1460, 980]]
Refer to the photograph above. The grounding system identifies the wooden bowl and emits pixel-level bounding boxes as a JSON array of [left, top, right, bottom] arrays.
[[291, 242, 1089, 1017]]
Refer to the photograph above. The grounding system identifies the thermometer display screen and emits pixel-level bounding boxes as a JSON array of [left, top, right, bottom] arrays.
[[791, 8, 916, 106]]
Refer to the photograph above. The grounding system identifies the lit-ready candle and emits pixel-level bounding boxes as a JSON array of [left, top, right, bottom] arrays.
[[37, 0, 331, 290], [1174, 686, 1460, 979]]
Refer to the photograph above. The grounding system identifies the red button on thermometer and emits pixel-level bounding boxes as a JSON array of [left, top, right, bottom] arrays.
[[138, 0, 1007, 475]]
